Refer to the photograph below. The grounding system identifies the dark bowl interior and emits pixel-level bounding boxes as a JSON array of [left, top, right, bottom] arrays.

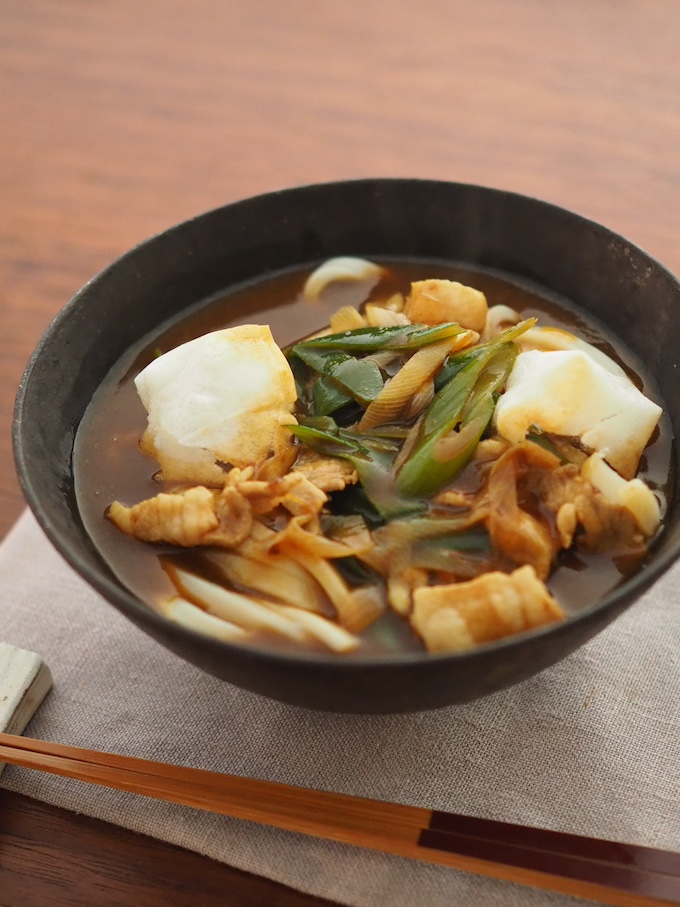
[[13, 178, 680, 713]]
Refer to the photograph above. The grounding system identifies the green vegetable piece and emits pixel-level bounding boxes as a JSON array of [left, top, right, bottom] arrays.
[[396, 343, 517, 497], [409, 535, 493, 577], [293, 347, 383, 408], [373, 517, 493, 577], [288, 355, 313, 413], [289, 421, 425, 520], [296, 415, 340, 433], [434, 317, 536, 390], [289, 318, 535, 517], [326, 483, 384, 528], [312, 376, 354, 416], [294, 322, 464, 353], [333, 555, 383, 587], [292, 346, 344, 372], [487, 317, 537, 345], [433, 345, 483, 392], [352, 456, 427, 520], [425, 529, 491, 552], [289, 423, 370, 460], [332, 357, 383, 403], [422, 350, 487, 439], [526, 426, 571, 464], [375, 515, 481, 541]]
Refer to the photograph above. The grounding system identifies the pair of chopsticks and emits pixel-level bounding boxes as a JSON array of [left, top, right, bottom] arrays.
[[1, 731, 678, 907]]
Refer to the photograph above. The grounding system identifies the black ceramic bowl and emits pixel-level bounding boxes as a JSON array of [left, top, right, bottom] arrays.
[[14, 179, 680, 713]]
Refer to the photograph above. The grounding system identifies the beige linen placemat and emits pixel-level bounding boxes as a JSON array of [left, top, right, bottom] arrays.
[[3, 509, 680, 907]]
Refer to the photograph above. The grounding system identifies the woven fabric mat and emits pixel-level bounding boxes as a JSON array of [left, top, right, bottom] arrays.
[[3, 509, 680, 906]]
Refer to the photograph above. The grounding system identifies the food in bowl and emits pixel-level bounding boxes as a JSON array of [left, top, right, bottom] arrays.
[[74, 256, 670, 659]]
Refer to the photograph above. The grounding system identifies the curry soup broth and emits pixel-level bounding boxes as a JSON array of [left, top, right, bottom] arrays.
[[73, 260, 673, 656]]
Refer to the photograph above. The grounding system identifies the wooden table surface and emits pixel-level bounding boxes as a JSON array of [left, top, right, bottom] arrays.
[[1, 2, 679, 904]]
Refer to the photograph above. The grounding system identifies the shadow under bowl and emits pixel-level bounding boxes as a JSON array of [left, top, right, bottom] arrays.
[[13, 178, 680, 713]]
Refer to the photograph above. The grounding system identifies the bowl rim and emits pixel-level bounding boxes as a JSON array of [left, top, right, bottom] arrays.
[[13, 176, 680, 673]]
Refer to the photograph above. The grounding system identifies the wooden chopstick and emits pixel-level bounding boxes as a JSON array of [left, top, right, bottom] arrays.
[[1, 732, 678, 907]]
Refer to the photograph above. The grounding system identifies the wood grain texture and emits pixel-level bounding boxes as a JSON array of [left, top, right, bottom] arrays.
[[1, 0, 679, 536], [1, 1, 679, 904], [0, 789, 336, 907]]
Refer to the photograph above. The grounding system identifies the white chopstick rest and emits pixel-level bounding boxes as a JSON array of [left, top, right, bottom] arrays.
[[0, 642, 52, 778]]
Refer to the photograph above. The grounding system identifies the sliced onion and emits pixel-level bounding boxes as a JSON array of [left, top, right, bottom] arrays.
[[403, 379, 435, 421], [358, 339, 453, 430], [269, 515, 373, 559], [329, 306, 367, 332], [432, 416, 486, 461], [364, 304, 410, 328], [364, 349, 401, 370], [382, 292, 406, 313]]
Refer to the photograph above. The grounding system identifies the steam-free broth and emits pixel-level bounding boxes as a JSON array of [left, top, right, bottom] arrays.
[[74, 260, 672, 656]]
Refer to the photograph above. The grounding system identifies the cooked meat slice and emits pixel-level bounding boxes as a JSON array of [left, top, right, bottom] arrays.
[[486, 441, 651, 563], [411, 565, 564, 653], [108, 468, 328, 550], [108, 486, 221, 547], [486, 443, 561, 580], [278, 473, 328, 517], [292, 451, 359, 493], [218, 467, 328, 520], [532, 459, 648, 555], [489, 503, 555, 580], [580, 452, 660, 538], [108, 484, 255, 549], [212, 486, 254, 546], [571, 490, 647, 556]]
